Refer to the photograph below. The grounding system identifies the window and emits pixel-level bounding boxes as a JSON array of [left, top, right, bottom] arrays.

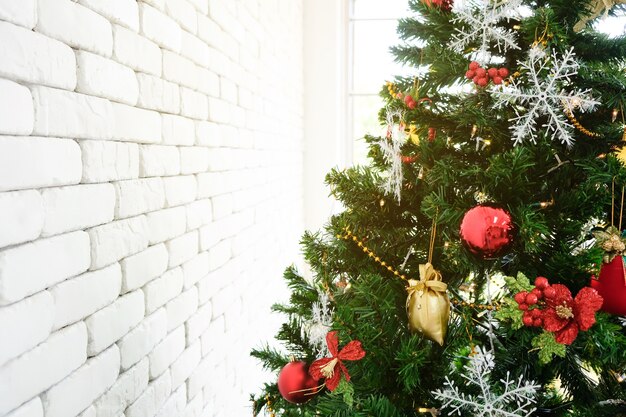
[[348, 0, 412, 164]]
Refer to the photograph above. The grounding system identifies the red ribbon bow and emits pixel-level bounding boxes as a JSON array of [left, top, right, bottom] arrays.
[[308, 331, 366, 391]]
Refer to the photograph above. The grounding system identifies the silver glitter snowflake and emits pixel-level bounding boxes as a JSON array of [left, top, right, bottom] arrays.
[[449, 0, 522, 65], [492, 46, 600, 146], [379, 108, 405, 203], [433, 346, 540, 417], [303, 291, 333, 358]]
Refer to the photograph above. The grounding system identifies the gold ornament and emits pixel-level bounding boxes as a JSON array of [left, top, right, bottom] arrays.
[[406, 263, 450, 345], [573, 0, 626, 32], [406, 123, 420, 145]]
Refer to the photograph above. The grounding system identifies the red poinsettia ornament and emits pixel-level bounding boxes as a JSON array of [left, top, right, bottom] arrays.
[[542, 284, 603, 345], [309, 331, 365, 391]]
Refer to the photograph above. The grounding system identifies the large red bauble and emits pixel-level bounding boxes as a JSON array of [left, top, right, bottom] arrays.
[[590, 256, 626, 315], [460, 204, 516, 259], [277, 361, 321, 404]]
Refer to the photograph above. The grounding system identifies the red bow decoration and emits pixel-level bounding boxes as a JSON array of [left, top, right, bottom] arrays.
[[308, 331, 366, 391], [542, 284, 603, 345]]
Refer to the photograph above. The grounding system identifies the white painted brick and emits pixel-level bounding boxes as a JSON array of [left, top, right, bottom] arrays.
[[93, 358, 149, 417], [200, 316, 224, 356], [139, 145, 180, 178], [0, 231, 90, 305], [162, 51, 198, 90], [137, 74, 180, 114], [155, 385, 186, 417], [196, 172, 226, 198], [165, 0, 197, 33], [182, 252, 209, 289], [163, 176, 197, 207], [112, 102, 161, 144], [0, 21, 76, 90], [196, 14, 223, 48], [0, 322, 87, 415], [42, 184, 116, 237], [196, 67, 220, 97], [0, 190, 43, 248], [185, 301, 212, 345], [195, 121, 220, 147], [145, 207, 187, 245], [76, 51, 139, 106], [208, 239, 231, 271], [198, 223, 220, 252], [114, 178, 165, 220], [88, 215, 148, 270], [182, 394, 202, 417], [0, 0, 36, 29], [185, 199, 212, 231], [180, 88, 208, 120], [149, 327, 185, 379], [187, 0, 208, 13], [186, 356, 212, 400], [37, 0, 113, 57], [143, 267, 184, 314], [142, 0, 166, 10], [0, 79, 33, 135], [5, 398, 43, 417], [80, 141, 139, 184], [0, 291, 54, 367], [207, 97, 231, 124], [165, 287, 198, 332], [78, 406, 96, 417], [162, 114, 195, 146], [220, 77, 237, 104], [211, 194, 233, 220], [180, 31, 210, 67], [112, 25, 161, 76], [125, 370, 171, 417], [166, 231, 199, 268], [85, 290, 145, 356], [120, 243, 168, 292], [50, 264, 122, 330], [180, 147, 209, 175], [78, 0, 140, 32], [31, 86, 113, 140], [41, 345, 120, 417], [139, 3, 181, 52], [117, 309, 167, 370], [0, 136, 81, 192]]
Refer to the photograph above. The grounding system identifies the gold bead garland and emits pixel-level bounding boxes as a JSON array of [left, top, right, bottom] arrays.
[[386, 81, 402, 99], [264, 395, 276, 417], [337, 227, 500, 312], [565, 109, 601, 138]]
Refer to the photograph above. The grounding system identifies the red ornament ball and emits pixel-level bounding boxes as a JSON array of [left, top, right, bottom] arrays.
[[525, 293, 538, 305], [459, 204, 516, 259], [466, 70, 476, 79], [469, 61, 480, 70], [476, 77, 489, 87], [590, 256, 626, 315], [277, 361, 321, 404], [543, 286, 556, 299], [514, 291, 527, 304], [492, 76, 503, 85], [487, 67, 498, 78], [498, 67, 509, 77], [535, 276, 549, 290], [522, 313, 534, 326]]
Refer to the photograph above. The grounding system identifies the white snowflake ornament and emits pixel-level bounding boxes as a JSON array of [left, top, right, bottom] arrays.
[[303, 291, 333, 358], [379, 108, 405, 203], [432, 346, 540, 417], [492, 46, 600, 146], [450, 0, 522, 65]]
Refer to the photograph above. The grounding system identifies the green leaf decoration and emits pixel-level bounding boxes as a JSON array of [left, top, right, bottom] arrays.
[[532, 331, 566, 365]]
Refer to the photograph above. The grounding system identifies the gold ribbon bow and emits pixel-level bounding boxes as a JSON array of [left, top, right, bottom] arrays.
[[406, 263, 450, 345]]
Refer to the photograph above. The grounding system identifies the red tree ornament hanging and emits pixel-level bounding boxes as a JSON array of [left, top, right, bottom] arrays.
[[309, 331, 365, 391], [277, 360, 322, 403], [591, 226, 626, 315], [459, 204, 516, 259], [421, 0, 453, 11]]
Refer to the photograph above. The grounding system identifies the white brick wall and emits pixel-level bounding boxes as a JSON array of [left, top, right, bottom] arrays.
[[0, 0, 304, 416]]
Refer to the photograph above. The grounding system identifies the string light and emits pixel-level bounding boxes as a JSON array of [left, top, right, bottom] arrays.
[[417, 407, 441, 416]]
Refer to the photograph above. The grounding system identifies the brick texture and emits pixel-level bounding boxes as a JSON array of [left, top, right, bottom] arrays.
[[0, 0, 304, 416]]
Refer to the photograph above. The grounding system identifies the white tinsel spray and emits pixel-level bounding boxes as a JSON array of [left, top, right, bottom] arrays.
[[432, 346, 540, 417], [492, 46, 599, 146], [379, 108, 405, 203], [449, 0, 522, 65], [303, 291, 333, 358]]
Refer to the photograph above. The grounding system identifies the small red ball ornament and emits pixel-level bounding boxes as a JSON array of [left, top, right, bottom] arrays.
[[459, 204, 516, 259], [590, 256, 626, 315], [277, 361, 321, 404]]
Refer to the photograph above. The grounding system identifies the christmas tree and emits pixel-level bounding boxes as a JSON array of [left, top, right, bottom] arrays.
[[251, 0, 626, 416]]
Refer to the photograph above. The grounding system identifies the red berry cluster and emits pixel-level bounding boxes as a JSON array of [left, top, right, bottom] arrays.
[[465, 61, 509, 87], [513, 277, 555, 327], [404, 94, 417, 109]]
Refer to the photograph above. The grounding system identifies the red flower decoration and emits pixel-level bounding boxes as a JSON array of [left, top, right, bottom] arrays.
[[309, 331, 366, 391], [542, 284, 603, 345]]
